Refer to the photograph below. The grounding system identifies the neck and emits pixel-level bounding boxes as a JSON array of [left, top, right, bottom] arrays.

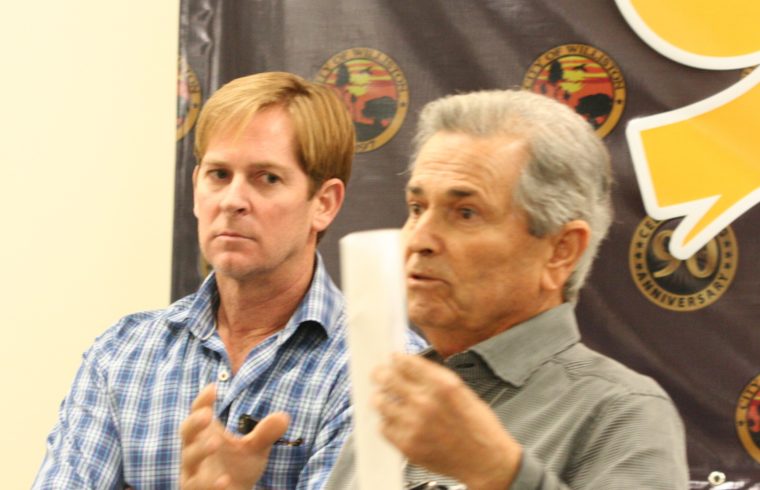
[[215, 255, 316, 373], [423, 331, 488, 359], [423, 296, 563, 359]]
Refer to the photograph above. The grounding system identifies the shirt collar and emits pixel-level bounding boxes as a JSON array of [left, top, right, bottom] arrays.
[[164, 271, 219, 340], [279, 252, 344, 340], [471, 303, 580, 387], [166, 253, 344, 341], [422, 303, 580, 387]]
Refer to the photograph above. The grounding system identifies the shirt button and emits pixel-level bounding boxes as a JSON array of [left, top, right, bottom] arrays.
[[218, 370, 230, 382]]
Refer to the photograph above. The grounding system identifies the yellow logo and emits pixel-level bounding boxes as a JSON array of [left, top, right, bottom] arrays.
[[619, 2, 760, 260], [177, 57, 202, 141], [316, 48, 409, 153], [736, 374, 760, 464], [626, 69, 760, 260], [522, 44, 625, 138], [615, 0, 760, 69], [629, 217, 737, 311]]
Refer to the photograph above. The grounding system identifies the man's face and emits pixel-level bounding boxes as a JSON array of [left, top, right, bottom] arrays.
[[193, 105, 322, 284], [403, 131, 556, 346]]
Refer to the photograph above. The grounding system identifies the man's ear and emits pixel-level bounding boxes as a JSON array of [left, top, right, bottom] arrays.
[[191, 165, 200, 218], [540, 220, 591, 293], [311, 178, 346, 233]]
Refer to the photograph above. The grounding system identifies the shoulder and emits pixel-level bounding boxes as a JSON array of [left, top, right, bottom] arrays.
[[554, 342, 671, 401], [84, 292, 198, 367]]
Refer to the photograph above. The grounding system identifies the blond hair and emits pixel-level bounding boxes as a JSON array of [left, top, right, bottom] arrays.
[[194, 72, 355, 195]]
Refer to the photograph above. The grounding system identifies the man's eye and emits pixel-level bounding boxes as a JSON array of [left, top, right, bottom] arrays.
[[459, 208, 476, 219], [210, 169, 229, 180], [263, 173, 281, 184], [408, 203, 423, 216]]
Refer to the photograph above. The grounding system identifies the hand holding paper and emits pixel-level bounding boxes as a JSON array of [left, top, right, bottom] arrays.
[[340, 229, 407, 490]]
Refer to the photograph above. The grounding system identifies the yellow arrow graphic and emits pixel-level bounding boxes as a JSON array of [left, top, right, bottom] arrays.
[[628, 68, 760, 260], [616, 0, 760, 69]]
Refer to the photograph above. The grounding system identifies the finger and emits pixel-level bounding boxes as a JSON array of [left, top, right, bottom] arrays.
[[180, 407, 218, 478], [182, 429, 222, 475], [183, 470, 224, 490], [246, 412, 290, 452], [213, 474, 231, 490], [190, 383, 217, 412], [180, 415, 222, 474], [391, 353, 444, 382], [372, 357, 427, 402], [180, 406, 213, 445], [372, 364, 410, 411], [372, 388, 407, 424], [374, 393, 418, 460], [370, 361, 393, 384]]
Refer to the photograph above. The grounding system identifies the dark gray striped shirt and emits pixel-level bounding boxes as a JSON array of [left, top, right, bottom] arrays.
[[327, 303, 688, 489]]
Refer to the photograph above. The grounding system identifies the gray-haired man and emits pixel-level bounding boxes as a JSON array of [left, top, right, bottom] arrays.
[[327, 89, 688, 489]]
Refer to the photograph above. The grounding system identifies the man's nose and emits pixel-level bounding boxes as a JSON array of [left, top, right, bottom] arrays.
[[404, 211, 441, 257], [219, 176, 251, 214]]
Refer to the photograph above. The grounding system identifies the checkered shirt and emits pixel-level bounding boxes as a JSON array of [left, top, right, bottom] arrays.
[[34, 254, 425, 489]]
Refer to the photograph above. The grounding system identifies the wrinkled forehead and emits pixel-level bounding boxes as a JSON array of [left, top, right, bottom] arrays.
[[407, 131, 531, 208], [410, 131, 529, 181]]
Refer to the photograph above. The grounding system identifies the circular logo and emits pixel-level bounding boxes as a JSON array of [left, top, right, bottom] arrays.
[[177, 56, 202, 141], [522, 44, 626, 137], [629, 217, 737, 312], [736, 374, 760, 464], [315, 48, 409, 152]]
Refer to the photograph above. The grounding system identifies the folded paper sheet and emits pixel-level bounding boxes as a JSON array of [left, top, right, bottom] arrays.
[[340, 229, 406, 490]]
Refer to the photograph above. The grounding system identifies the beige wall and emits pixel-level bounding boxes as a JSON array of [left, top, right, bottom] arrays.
[[1, 1, 179, 486]]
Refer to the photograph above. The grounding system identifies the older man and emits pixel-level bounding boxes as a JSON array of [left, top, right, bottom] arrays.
[[327, 89, 688, 489], [33, 72, 427, 490]]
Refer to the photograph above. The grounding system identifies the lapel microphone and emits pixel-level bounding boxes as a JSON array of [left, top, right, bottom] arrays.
[[237, 413, 304, 446]]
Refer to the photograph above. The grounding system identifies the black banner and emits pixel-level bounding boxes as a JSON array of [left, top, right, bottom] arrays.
[[174, 1, 760, 485]]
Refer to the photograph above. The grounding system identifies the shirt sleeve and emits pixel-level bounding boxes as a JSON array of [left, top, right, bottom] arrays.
[[323, 433, 358, 490], [32, 346, 124, 490], [510, 392, 689, 490]]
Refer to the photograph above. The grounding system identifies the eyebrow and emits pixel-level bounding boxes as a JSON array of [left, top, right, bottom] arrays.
[[200, 159, 288, 173], [406, 185, 478, 199]]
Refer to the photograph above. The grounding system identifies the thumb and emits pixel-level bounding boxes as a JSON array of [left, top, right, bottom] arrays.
[[246, 412, 290, 452]]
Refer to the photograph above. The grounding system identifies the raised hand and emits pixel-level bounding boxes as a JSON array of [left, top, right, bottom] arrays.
[[179, 384, 290, 489], [372, 354, 522, 490]]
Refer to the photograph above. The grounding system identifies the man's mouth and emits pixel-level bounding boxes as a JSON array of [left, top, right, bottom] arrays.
[[215, 230, 253, 240], [408, 271, 445, 284]]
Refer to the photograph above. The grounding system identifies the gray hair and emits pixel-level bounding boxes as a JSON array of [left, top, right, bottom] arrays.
[[411, 89, 613, 302]]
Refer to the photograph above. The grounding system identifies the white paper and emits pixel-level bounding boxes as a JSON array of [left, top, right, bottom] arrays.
[[340, 229, 406, 490]]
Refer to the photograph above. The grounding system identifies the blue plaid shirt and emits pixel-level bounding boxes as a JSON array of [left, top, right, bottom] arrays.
[[34, 255, 424, 489]]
